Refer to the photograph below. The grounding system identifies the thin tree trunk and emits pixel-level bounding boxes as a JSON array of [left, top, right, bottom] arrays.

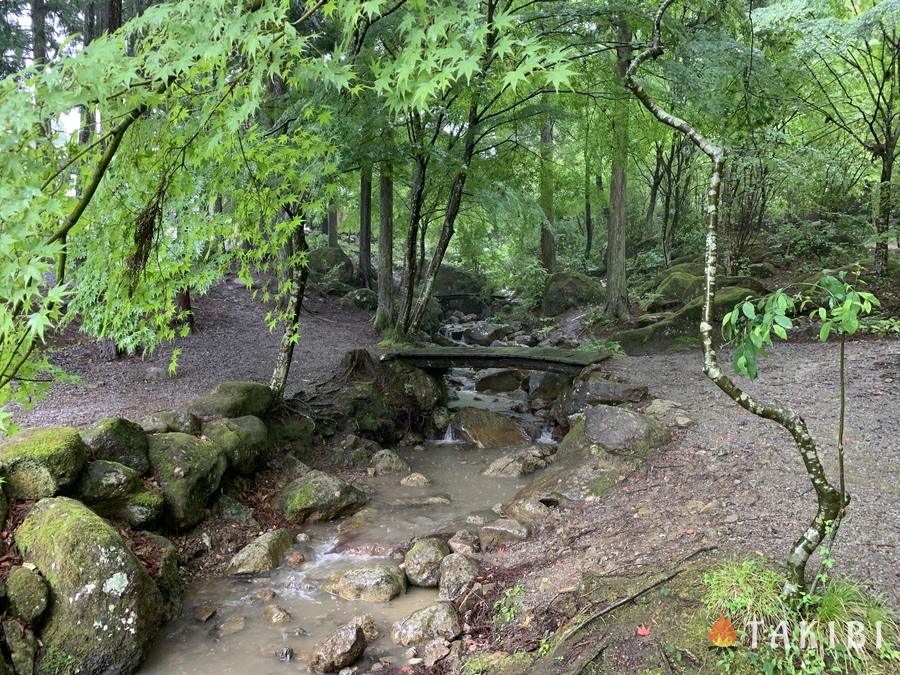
[[584, 109, 593, 259], [99, 0, 122, 34], [645, 141, 664, 229], [359, 164, 373, 288], [605, 18, 631, 320], [270, 218, 309, 398], [874, 153, 893, 275], [395, 154, 427, 334], [327, 201, 338, 247], [539, 113, 556, 270], [624, 0, 843, 599], [374, 159, 395, 332], [30, 0, 48, 66]]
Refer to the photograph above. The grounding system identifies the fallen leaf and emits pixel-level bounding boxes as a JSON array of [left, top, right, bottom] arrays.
[[708, 614, 737, 648], [636, 625, 651, 637]]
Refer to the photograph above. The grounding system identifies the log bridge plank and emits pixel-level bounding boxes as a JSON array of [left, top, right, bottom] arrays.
[[381, 345, 610, 375]]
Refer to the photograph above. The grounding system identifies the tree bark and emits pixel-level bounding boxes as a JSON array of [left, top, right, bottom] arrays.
[[624, 0, 843, 599], [874, 153, 893, 275], [605, 18, 631, 320], [359, 163, 373, 288], [539, 113, 556, 271], [374, 159, 395, 332], [30, 0, 48, 66], [327, 201, 338, 247], [395, 153, 427, 334], [99, 0, 122, 34], [645, 141, 664, 229], [270, 219, 309, 399]]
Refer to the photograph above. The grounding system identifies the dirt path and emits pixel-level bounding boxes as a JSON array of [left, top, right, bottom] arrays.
[[14, 274, 379, 428], [492, 337, 900, 613]]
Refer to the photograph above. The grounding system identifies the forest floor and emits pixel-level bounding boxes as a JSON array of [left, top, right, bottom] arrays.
[[15, 272, 379, 428], [15, 278, 900, 613]]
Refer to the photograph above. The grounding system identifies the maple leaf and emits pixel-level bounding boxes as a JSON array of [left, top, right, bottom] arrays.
[[708, 615, 738, 648], [636, 625, 651, 637]]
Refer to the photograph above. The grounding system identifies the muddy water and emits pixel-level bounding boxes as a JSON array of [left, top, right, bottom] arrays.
[[142, 373, 546, 674]]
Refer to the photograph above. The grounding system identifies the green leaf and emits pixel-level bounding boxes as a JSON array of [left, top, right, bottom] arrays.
[[819, 322, 832, 342], [742, 302, 756, 320]]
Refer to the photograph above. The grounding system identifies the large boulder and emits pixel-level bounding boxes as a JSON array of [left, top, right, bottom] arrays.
[[308, 246, 355, 286], [555, 367, 647, 420], [0, 427, 86, 500], [225, 529, 292, 575], [188, 381, 274, 419], [370, 449, 411, 476], [384, 361, 446, 413], [202, 415, 269, 475], [309, 624, 367, 673], [527, 372, 571, 403], [277, 469, 367, 523], [483, 446, 555, 477], [404, 538, 451, 588], [518, 405, 670, 503], [433, 266, 487, 316], [266, 413, 316, 455], [83, 418, 150, 474], [613, 286, 755, 355], [475, 369, 525, 392], [325, 564, 407, 602], [648, 271, 703, 311], [16, 498, 163, 674], [147, 433, 227, 530], [479, 518, 529, 548], [94, 489, 165, 528], [462, 323, 514, 346], [390, 603, 462, 646], [542, 271, 606, 316], [438, 554, 479, 601], [453, 408, 529, 449], [341, 287, 378, 311]]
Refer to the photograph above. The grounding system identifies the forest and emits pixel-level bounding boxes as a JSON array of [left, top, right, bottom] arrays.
[[0, 0, 898, 673]]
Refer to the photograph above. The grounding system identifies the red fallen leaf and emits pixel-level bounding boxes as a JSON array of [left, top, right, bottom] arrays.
[[708, 614, 738, 648], [636, 625, 651, 637]]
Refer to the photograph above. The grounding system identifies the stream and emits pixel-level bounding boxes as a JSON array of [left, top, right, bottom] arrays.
[[141, 370, 553, 674]]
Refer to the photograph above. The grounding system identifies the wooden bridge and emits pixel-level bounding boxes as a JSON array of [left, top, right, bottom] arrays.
[[381, 345, 610, 375]]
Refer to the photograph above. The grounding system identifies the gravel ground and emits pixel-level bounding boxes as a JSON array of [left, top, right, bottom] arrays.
[[14, 274, 378, 428]]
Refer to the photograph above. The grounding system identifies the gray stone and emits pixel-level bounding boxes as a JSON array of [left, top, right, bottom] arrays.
[[390, 603, 462, 646], [542, 271, 606, 316], [225, 529, 293, 575], [580, 404, 670, 456], [448, 530, 480, 556], [308, 246, 355, 286], [6, 567, 48, 623], [483, 446, 555, 477], [479, 519, 529, 549], [325, 564, 407, 602], [438, 554, 479, 601], [400, 472, 432, 487], [3, 619, 36, 675], [527, 372, 571, 403], [189, 381, 274, 419], [370, 449, 411, 476], [453, 408, 529, 449], [309, 624, 367, 673], [462, 323, 514, 347], [474, 368, 525, 393], [404, 538, 450, 588]]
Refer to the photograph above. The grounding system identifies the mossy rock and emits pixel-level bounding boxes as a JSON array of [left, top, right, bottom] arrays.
[[404, 538, 451, 588], [542, 270, 606, 317], [83, 418, 150, 474], [324, 564, 407, 602], [16, 498, 163, 674], [662, 261, 706, 278], [747, 261, 776, 278], [720, 275, 769, 296], [341, 287, 378, 311], [224, 529, 292, 575], [384, 361, 446, 412], [433, 265, 488, 316], [139, 533, 183, 624], [188, 381, 274, 419], [461, 651, 533, 675], [0, 427, 86, 500], [453, 407, 529, 449], [6, 566, 49, 623], [76, 460, 140, 504], [92, 488, 165, 529], [308, 246, 355, 285], [613, 286, 754, 355], [202, 415, 269, 475], [147, 433, 227, 531], [265, 413, 316, 455], [648, 271, 704, 311], [276, 470, 367, 523]]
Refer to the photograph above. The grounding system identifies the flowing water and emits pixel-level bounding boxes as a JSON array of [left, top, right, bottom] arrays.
[[142, 371, 548, 674]]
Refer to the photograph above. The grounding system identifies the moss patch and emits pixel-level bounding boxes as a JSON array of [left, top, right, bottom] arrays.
[[0, 427, 86, 499]]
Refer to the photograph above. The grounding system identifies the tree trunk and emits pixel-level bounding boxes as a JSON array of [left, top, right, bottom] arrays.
[[605, 18, 631, 320], [359, 164, 372, 288], [395, 154, 427, 334], [30, 0, 48, 66], [584, 109, 594, 259], [327, 201, 338, 247], [374, 160, 394, 332], [99, 0, 122, 34], [174, 289, 194, 332], [645, 141, 664, 229], [270, 221, 309, 399], [624, 0, 843, 600], [874, 153, 893, 275], [539, 113, 556, 271]]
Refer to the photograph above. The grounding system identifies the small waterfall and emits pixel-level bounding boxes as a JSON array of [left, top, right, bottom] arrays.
[[438, 425, 462, 444], [537, 425, 554, 444]]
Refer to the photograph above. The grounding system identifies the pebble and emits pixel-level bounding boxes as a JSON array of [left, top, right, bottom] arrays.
[[400, 472, 432, 487], [278, 647, 294, 662], [218, 615, 246, 636], [256, 589, 276, 601], [263, 605, 292, 624], [296, 533, 310, 543], [403, 647, 417, 659], [286, 551, 306, 568], [466, 514, 486, 526]]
